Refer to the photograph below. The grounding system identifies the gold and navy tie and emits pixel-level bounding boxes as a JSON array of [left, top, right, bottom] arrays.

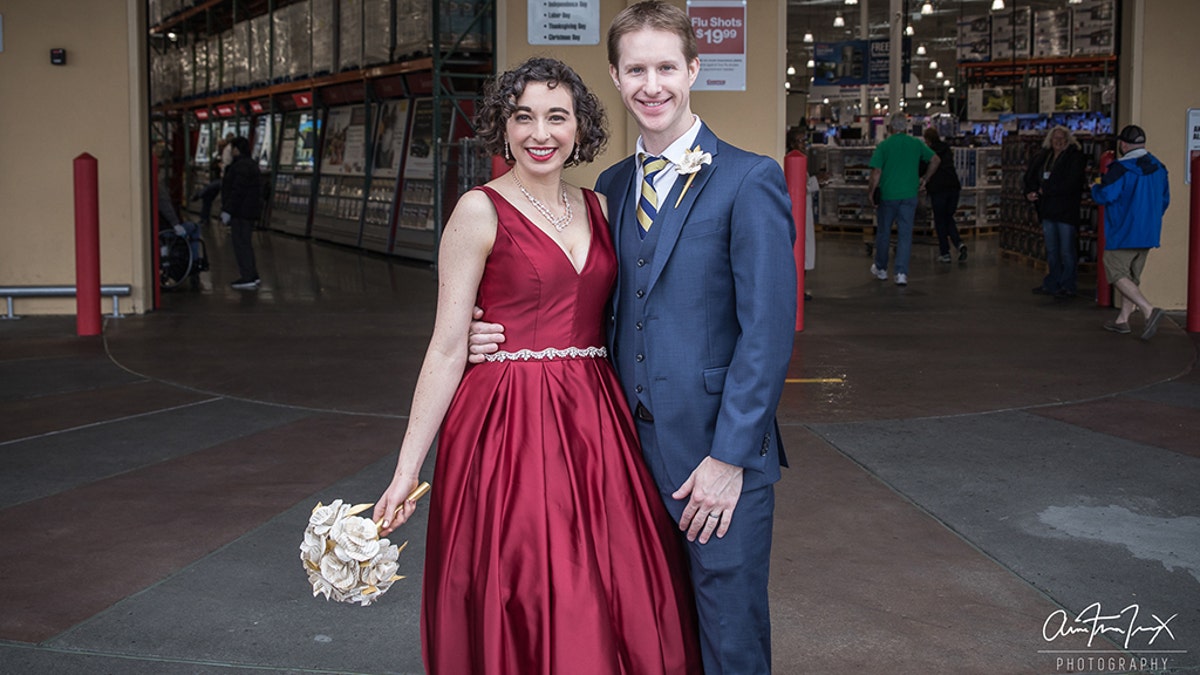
[[636, 153, 668, 233]]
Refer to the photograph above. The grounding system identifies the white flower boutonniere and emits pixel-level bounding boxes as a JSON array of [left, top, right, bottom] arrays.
[[675, 145, 712, 207]]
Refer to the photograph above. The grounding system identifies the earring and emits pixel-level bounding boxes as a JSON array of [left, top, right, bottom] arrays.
[[573, 145, 581, 163], [504, 141, 511, 161]]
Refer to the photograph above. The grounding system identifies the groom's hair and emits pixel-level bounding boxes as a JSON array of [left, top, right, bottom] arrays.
[[607, 1, 699, 67]]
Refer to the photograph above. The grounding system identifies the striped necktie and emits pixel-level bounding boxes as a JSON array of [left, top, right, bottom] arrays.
[[636, 153, 668, 232]]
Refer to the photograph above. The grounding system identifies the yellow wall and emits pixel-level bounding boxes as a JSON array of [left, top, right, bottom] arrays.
[[499, 0, 787, 190], [1122, 0, 1199, 310], [0, 0, 149, 315]]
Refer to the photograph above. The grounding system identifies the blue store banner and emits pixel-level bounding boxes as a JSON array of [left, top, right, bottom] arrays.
[[813, 38, 910, 86]]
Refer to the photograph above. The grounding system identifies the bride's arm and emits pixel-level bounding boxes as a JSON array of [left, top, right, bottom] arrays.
[[375, 190, 497, 534]]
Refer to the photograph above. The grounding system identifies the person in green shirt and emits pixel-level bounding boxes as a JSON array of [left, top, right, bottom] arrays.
[[867, 113, 939, 286]]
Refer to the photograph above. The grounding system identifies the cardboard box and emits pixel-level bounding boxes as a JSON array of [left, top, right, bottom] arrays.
[[957, 15, 991, 63]]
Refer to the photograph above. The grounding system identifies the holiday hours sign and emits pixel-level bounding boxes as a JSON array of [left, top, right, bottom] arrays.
[[528, 1, 600, 45], [688, 0, 746, 91]]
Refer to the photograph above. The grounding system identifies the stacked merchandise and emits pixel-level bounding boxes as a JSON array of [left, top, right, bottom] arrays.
[[957, 15, 991, 63], [991, 7, 1032, 61], [396, 0, 432, 59], [1072, 0, 1115, 57], [250, 14, 271, 87], [312, 0, 336, 76], [231, 22, 250, 90], [1033, 9, 1071, 59], [339, 0, 364, 72], [364, 0, 394, 66]]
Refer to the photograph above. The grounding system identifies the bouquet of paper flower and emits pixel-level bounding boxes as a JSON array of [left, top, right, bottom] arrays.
[[300, 482, 430, 606]]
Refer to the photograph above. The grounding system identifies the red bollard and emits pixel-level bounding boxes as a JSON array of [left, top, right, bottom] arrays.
[[1188, 154, 1200, 332], [491, 155, 510, 180], [74, 153, 102, 336], [784, 152, 808, 332], [1095, 150, 1115, 307]]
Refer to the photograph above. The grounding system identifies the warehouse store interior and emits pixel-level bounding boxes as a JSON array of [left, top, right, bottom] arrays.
[[1, 1, 1198, 673]]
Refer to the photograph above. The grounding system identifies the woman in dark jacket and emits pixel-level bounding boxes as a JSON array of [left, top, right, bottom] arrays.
[[1023, 125, 1088, 297], [922, 128, 967, 262]]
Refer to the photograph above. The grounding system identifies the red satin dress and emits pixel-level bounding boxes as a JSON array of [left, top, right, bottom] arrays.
[[421, 186, 701, 674]]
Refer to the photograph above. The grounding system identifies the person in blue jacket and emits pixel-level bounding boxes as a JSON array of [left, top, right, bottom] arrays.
[[1091, 124, 1170, 339]]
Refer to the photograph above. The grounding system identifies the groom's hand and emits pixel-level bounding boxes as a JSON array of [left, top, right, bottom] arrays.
[[467, 306, 506, 364], [673, 457, 743, 544]]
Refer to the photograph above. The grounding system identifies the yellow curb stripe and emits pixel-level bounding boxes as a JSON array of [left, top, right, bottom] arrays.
[[785, 378, 845, 384]]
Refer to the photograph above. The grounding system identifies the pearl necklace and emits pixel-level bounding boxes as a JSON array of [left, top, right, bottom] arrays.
[[511, 170, 573, 232]]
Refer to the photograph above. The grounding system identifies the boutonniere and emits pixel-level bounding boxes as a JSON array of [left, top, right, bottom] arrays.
[[674, 145, 712, 207]]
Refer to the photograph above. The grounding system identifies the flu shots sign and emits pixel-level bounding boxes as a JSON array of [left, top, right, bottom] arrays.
[[688, 1, 746, 91]]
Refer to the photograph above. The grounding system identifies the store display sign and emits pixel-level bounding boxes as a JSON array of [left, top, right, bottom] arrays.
[[322, 106, 368, 176], [372, 99, 411, 179], [812, 38, 909, 87], [1187, 108, 1200, 185], [688, 0, 746, 92], [527, 1, 600, 45]]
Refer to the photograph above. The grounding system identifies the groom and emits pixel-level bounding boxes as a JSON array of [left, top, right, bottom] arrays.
[[473, 2, 795, 672]]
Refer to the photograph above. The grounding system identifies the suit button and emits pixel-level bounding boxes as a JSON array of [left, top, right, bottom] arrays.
[[636, 385, 644, 393], [636, 289, 645, 298], [636, 354, 644, 362], [635, 321, 643, 330], [637, 258, 647, 267]]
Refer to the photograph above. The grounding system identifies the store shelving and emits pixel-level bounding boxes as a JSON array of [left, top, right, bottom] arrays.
[[148, 0, 495, 263]]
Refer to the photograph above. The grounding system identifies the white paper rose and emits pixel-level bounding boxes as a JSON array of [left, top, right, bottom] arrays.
[[361, 540, 403, 587], [299, 528, 327, 563], [308, 499, 345, 535], [676, 147, 712, 175], [320, 554, 359, 592], [331, 516, 382, 562]]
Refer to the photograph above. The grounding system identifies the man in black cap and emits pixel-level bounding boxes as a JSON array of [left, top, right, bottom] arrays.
[[1091, 124, 1171, 339]]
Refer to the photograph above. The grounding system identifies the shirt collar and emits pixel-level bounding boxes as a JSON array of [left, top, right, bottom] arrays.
[[637, 116, 703, 167], [1121, 148, 1149, 161]]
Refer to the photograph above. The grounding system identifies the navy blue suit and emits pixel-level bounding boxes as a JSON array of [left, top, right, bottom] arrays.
[[596, 123, 796, 674]]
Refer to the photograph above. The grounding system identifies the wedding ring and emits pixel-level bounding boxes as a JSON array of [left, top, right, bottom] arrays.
[[707, 512, 720, 520]]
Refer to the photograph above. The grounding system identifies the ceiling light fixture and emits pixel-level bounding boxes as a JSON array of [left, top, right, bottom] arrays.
[[992, 0, 1005, 9], [906, 25, 915, 36], [845, 0, 858, 5], [943, 79, 951, 86], [917, 44, 927, 55], [948, 86, 956, 93], [787, 65, 796, 76], [936, 70, 944, 79], [804, 31, 813, 43], [833, 13, 845, 27], [807, 58, 815, 68], [929, 60, 938, 69], [921, 2, 934, 15]]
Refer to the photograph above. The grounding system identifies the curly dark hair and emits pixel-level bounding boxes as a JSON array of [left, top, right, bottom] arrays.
[[475, 57, 607, 167]]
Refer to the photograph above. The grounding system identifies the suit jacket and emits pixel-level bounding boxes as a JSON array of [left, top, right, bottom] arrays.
[[595, 123, 796, 492]]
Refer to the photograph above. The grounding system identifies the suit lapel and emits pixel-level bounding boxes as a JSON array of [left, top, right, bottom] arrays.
[[603, 157, 638, 318], [647, 124, 721, 294]]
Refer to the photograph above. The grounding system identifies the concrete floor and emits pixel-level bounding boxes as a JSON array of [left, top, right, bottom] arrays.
[[1, 224, 1197, 675]]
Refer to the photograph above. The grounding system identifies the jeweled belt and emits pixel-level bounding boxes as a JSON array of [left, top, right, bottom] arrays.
[[483, 346, 607, 362]]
